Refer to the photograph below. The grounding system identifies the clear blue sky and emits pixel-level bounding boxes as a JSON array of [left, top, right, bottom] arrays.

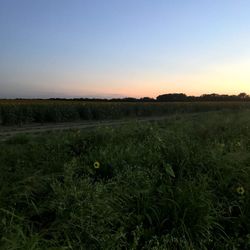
[[1, 0, 250, 98]]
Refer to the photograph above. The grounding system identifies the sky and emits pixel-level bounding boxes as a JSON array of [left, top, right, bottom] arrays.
[[1, 0, 250, 98]]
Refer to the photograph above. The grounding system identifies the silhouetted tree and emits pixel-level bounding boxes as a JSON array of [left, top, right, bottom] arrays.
[[140, 97, 155, 102], [157, 93, 187, 102], [238, 93, 249, 99]]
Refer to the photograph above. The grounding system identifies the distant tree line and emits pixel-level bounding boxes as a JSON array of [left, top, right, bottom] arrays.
[[56, 93, 250, 102], [3, 92, 250, 102], [155, 93, 250, 102]]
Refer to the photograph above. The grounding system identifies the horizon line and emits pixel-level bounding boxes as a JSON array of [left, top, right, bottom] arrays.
[[0, 92, 248, 100]]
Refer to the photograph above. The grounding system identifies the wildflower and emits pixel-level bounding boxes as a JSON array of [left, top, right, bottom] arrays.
[[94, 161, 100, 169], [236, 186, 245, 196]]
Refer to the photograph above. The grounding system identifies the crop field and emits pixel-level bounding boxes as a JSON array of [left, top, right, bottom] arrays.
[[1, 100, 250, 125], [1, 104, 250, 249]]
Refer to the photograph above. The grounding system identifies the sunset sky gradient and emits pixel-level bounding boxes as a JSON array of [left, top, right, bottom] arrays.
[[1, 0, 250, 98]]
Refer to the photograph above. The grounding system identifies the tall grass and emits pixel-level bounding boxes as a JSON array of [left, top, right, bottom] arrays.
[[1, 110, 250, 249]]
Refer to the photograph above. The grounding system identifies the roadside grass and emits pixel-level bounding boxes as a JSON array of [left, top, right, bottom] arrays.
[[1, 110, 250, 249]]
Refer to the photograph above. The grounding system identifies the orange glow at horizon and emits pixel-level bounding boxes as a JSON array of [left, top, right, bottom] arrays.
[[5, 58, 249, 99], [119, 59, 250, 98]]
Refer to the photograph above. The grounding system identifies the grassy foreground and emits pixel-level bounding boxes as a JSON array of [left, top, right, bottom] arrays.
[[1, 110, 250, 249]]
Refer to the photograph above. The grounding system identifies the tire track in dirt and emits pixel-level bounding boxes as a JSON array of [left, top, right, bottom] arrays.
[[0, 116, 168, 141]]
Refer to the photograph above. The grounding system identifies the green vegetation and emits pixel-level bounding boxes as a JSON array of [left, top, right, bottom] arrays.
[[1, 100, 250, 125], [1, 109, 250, 249]]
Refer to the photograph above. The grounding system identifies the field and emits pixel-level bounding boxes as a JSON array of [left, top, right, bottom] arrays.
[[1, 103, 250, 249], [1, 100, 250, 125]]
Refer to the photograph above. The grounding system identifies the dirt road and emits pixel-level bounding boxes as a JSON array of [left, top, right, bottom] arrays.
[[0, 116, 168, 141]]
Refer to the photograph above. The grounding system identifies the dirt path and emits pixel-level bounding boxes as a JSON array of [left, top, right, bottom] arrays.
[[0, 116, 168, 141]]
